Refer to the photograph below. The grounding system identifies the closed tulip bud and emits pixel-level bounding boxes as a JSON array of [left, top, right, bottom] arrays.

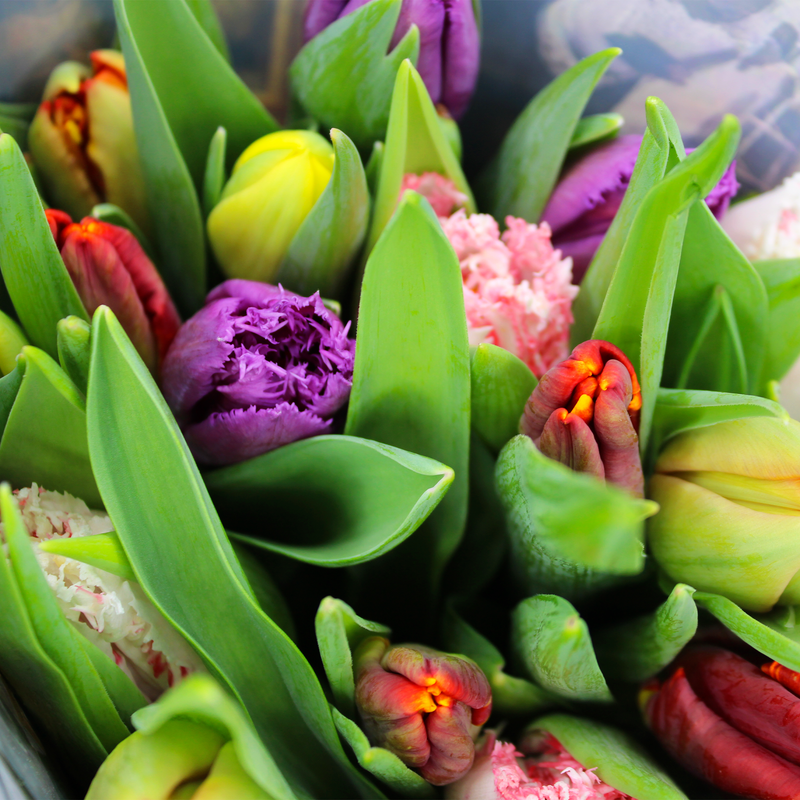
[[353, 636, 492, 786], [207, 130, 334, 284], [642, 646, 800, 800], [520, 339, 643, 496], [45, 209, 181, 375], [648, 416, 800, 612], [28, 51, 150, 233]]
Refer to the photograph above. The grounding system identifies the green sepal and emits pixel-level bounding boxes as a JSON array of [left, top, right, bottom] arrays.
[[511, 595, 612, 703], [569, 113, 624, 149], [203, 126, 227, 220], [289, 0, 420, 152], [482, 48, 620, 222], [37, 532, 135, 582], [0, 309, 27, 375], [497, 436, 655, 601], [471, 342, 537, 453], [278, 128, 369, 299], [523, 714, 688, 800], [365, 59, 475, 256], [56, 316, 91, 395], [315, 597, 390, 718], [89, 203, 157, 262], [594, 584, 697, 682], [0, 133, 88, 357]]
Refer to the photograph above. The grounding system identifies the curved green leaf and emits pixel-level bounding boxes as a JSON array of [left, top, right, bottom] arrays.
[[202, 126, 227, 220], [0, 134, 88, 357], [569, 113, 624, 149], [0, 361, 23, 439], [523, 714, 688, 800], [38, 532, 135, 583], [56, 316, 91, 395], [511, 595, 612, 703], [278, 128, 369, 298], [86, 307, 377, 799], [289, 0, 419, 151], [184, 0, 230, 63], [206, 434, 453, 567], [89, 203, 156, 262], [0, 309, 26, 375], [594, 584, 697, 682], [483, 49, 620, 222], [0, 115, 29, 149]]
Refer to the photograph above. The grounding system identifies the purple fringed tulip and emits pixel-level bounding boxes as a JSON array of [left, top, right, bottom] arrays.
[[161, 279, 355, 467], [303, 0, 480, 119], [541, 135, 740, 283]]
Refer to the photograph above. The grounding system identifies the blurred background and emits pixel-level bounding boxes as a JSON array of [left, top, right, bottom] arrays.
[[1, 0, 799, 193]]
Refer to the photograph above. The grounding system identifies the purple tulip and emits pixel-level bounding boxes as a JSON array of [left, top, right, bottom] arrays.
[[541, 134, 740, 283], [303, 0, 480, 119], [161, 280, 355, 466]]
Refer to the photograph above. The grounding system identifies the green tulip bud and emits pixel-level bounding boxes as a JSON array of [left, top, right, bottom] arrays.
[[207, 130, 334, 283], [648, 416, 800, 612]]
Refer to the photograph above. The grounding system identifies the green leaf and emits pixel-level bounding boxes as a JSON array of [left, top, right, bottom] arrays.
[[569, 113, 624, 149], [0, 361, 23, 439], [0, 309, 27, 375], [511, 595, 612, 702], [289, 0, 420, 151], [86, 306, 377, 798], [315, 597, 390, 718], [0, 103, 36, 122], [593, 114, 741, 453], [442, 602, 555, 716], [483, 48, 620, 222], [0, 133, 88, 357], [496, 436, 654, 601], [365, 141, 384, 196], [278, 128, 369, 299], [0, 115, 29, 149], [184, 0, 230, 63], [594, 584, 697, 682], [89, 203, 157, 263], [133, 674, 297, 800], [365, 59, 475, 256], [206, 434, 453, 567], [202, 126, 227, 220], [346, 192, 470, 601], [38, 532, 135, 582], [524, 714, 688, 800], [56, 316, 91, 395], [471, 343, 537, 453], [0, 347, 100, 506]]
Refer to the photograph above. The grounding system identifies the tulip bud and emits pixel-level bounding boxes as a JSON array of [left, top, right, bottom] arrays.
[[28, 51, 150, 233], [642, 646, 800, 800], [648, 415, 800, 612], [520, 339, 643, 496], [303, 0, 480, 119], [207, 130, 334, 284], [45, 209, 181, 375], [161, 279, 355, 466], [353, 636, 492, 786]]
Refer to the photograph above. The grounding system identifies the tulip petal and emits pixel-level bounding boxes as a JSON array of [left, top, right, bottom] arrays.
[[303, 0, 351, 40], [391, 0, 446, 106], [539, 408, 605, 479], [421, 703, 474, 785], [440, 0, 480, 119]]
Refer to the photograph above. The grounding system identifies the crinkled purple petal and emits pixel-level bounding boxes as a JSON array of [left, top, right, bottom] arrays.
[[303, 0, 351, 42], [554, 233, 605, 285], [441, 0, 480, 119], [207, 278, 288, 306], [184, 404, 331, 466], [391, 0, 446, 105], [704, 159, 738, 218]]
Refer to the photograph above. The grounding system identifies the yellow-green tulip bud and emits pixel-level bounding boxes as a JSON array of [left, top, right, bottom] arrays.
[[207, 130, 334, 283], [190, 742, 273, 800], [648, 416, 800, 612]]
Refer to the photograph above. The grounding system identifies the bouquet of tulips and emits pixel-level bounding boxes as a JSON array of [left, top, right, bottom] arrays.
[[2, 1, 800, 798]]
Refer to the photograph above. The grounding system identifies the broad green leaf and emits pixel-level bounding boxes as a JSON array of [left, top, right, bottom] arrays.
[[569, 113, 624, 149], [471, 343, 537, 452], [365, 59, 475, 256], [0, 134, 88, 357], [133, 674, 296, 800], [0, 103, 36, 121], [0, 115, 29, 148], [278, 128, 369, 298], [331, 708, 425, 798], [0, 309, 26, 375], [315, 597, 390, 718], [56, 316, 91, 395], [202, 126, 227, 220], [346, 193, 470, 602], [86, 307, 376, 798], [89, 203, 156, 262], [290, 0, 419, 151], [593, 115, 741, 453], [206, 434, 454, 567], [483, 48, 620, 222], [38, 532, 135, 583], [184, 0, 230, 63], [0, 347, 100, 506], [754, 258, 800, 387], [524, 715, 688, 800], [496, 436, 654, 601], [0, 361, 23, 439], [442, 602, 555, 716], [512, 595, 612, 702], [594, 584, 697, 682], [1, 485, 136, 748]]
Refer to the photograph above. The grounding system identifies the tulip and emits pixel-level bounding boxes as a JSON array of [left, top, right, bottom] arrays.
[[207, 130, 334, 284], [353, 636, 492, 785], [161, 279, 355, 466], [28, 50, 150, 233], [45, 209, 181, 376], [303, 0, 480, 119], [648, 415, 800, 612], [541, 135, 739, 283], [519, 339, 643, 496], [642, 646, 800, 800]]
